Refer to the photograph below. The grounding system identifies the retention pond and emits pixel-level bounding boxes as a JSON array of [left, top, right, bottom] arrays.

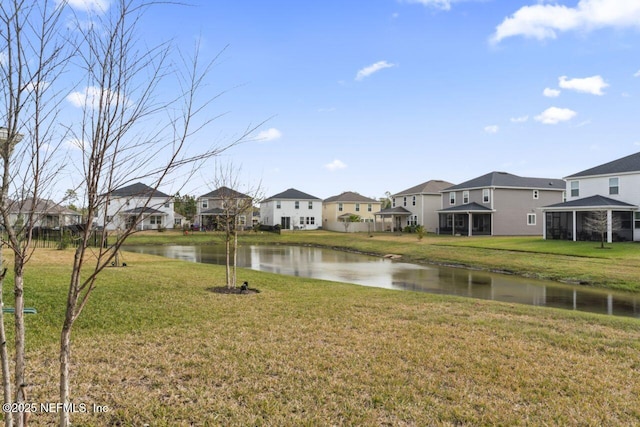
[[123, 244, 640, 319]]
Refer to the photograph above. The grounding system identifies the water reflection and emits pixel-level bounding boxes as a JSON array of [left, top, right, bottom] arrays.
[[123, 244, 640, 318]]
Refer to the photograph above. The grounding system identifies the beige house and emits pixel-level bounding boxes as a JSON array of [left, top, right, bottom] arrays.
[[7, 198, 81, 229], [323, 191, 381, 232]]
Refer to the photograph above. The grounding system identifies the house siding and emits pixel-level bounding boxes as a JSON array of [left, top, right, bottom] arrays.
[[260, 199, 322, 230], [492, 188, 562, 235]]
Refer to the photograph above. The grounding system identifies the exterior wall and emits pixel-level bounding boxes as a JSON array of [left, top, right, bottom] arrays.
[[493, 188, 563, 235], [442, 187, 564, 236], [260, 199, 322, 230], [322, 201, 380, 232], [393, 194, 444, 233], [101, 196, 175, 231]]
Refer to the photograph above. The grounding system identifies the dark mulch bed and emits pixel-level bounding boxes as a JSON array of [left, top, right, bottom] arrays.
[[206, 286, 260, 295]]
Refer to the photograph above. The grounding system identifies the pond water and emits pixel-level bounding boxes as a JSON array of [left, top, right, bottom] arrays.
[[123, 244, 640, 318]]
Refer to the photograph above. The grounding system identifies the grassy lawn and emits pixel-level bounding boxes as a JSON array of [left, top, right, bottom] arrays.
[[3, 249, 640, 425], [127, 230, 640, 292]]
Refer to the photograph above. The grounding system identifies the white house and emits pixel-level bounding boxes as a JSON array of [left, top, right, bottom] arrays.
[[98, 182, 175, 231], [260, 188, 322, 230], [542, 151, 640, 242]]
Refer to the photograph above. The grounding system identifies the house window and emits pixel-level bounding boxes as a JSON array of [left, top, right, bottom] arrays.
[[174, 218, 182, 226], [164, 202, 170, 208], [392, 198, 396, 208], [308, 201, 313, 209], [239, 216, 246, 226], [355, 203, 360, 212], [300, 217, 304, 225], [449, 192, 456, 205], [635, 212, 640, 229], [412, 196, 416, 206], [307, 217, 315, 225], [338, 203, 343, 212], [106, 216, 112, 222], [150, 215, 162, 225], [463, 191, 469, 204], [276, 201, 281, 209], [483, 189, 490, 203], [609, 177, 619, 195], [570, 181, 579, 197], [367, 204, 372, 212], [527, 213, 536, 226], [403, 197, 407, 207], [533, 190, 539, 200], [408, 215, 418, 226], [202, 200, 208, 209], [295, 201, 300, 209]]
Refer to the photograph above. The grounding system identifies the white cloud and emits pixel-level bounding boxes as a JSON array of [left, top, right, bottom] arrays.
[[64, 0, 110, 13], [558, 75, 608, 95], [491, 0, 640, 44], [324, 159, 347, 171], [534, 107, 577, 124], [256, 128, 282, 142], [403, 0, 453, 10], [634, 70, 640, 77], [510, 115, 529, 123], [66, 86, 130, 109], [484, 125, 499, 134], [543, 88, 561, 97], [355, 61, 396, 81]]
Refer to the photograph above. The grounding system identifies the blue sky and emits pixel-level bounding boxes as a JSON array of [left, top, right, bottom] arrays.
[[64, 0, 640, 200]]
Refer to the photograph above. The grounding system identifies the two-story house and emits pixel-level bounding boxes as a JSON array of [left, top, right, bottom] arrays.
[[438, 172, 565, 236], [542, 152, 640, 242], [323, 191, 381, 232], [98, 182, 175, 231], [196, 186, 253, 231], [6, 198, 81, 229], [377, 180, 454, 233], [260, 188, 322, 230]]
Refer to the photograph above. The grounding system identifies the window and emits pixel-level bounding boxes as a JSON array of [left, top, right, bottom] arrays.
[[392, 198, 396, 208], [106, 216, 112, 222], [403, 197, 407, 207], [338, 203, 343, 212], [295, 201, 300, 209], [300, 217, 304, 225], [527, 213, 536, 226], [164, 202, 171, 208], [635, 212, 640, 229], [570, 181, 579, 197], [408, 215, 418, 226], [449, 192, 456, 205], [239, 216, 246, 226], [276, 201, 281, 209], [306, 217, 315, 225], [150, 215, 162, 225], [463, 191, 469, 204], [412, 196, 416, 206], [308, 201, 313, 209], [367, 204, 372, 212], [355, 203, 360, 212], [533, 190, 539, 200], [483, 189, 490, 203], [609, 177, 619, 195]]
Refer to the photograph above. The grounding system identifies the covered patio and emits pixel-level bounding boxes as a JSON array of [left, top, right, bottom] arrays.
[[438, 203, 493, 236], [374, 207, 411, 232], [121, 206, 168, 231], [542, 195, 637, 243]]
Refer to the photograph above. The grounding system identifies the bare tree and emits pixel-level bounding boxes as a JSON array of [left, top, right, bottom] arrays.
[[57, 1, 259, 425], [583, 210, 622, 248], [208, 163, 262, 288], [1, 1, 70, 425]]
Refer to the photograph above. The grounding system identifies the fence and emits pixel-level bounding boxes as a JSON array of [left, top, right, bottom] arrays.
[[3, 226, 106, 249]]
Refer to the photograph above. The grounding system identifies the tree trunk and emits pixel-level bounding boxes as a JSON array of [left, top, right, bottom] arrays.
[[12, 260, 25, 427], [59, 319, 73, 427], [0, 262, 13, 427]]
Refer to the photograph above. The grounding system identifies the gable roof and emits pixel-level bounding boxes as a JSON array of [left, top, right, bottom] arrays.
[[199, 186, 250, 200], [324, 191, 379, 203], [7, 198, 78, 216], [394, 180, 455, 196], [264, 188, 321, 202], [543, 195, 638, 210], [110, 182, 170, 198], [438, 202, 493, 213], [374, 206, 412, 216], [566, 151, 640, 178], [444, 172, 564, 191]]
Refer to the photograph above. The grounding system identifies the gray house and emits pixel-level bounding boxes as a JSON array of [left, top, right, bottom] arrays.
[[438, 172, 565, 236]]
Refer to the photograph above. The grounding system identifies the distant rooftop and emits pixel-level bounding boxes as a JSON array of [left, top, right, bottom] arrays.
[[566, 151, 640, 178], [444, 172, 564, 191]]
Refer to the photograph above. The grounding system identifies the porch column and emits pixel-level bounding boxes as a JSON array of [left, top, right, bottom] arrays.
[[607, 210, 613, 243], [542, 211, 547, 240], [468, 213, 472, 237], [572, 211, 577, 241], [452, 214, 455, 236]]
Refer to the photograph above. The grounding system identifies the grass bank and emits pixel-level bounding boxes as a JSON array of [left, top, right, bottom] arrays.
[[4, 249, 640, 425], [127, 230, 640, 292]]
